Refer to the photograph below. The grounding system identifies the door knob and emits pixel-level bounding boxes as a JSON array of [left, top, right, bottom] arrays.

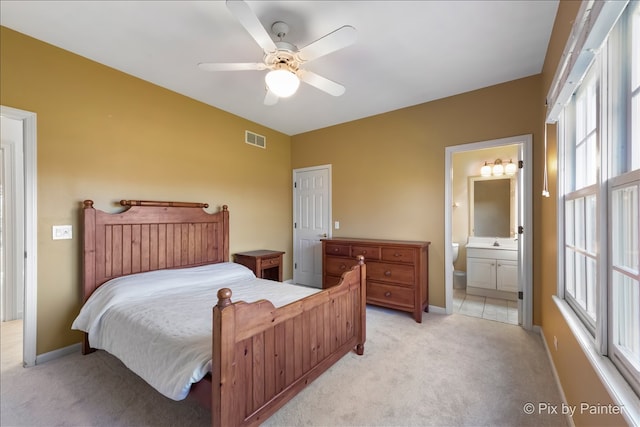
[[320, 233, 328, 238]]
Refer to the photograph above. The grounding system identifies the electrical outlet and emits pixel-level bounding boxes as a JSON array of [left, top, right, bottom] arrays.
[[553, 335, 558, 351], [52, 225, 72, 240], [334, 221, 340, 229]]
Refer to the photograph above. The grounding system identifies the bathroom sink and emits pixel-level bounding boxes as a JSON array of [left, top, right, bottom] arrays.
[[465, 237, 518, 250], [465, 243, 517, 250]]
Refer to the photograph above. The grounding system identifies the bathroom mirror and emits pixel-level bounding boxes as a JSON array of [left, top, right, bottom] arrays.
[[468, 175, 516, 237]]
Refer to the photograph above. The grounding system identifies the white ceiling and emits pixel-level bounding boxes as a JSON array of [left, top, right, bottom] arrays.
[[0, 1, 558, 136]]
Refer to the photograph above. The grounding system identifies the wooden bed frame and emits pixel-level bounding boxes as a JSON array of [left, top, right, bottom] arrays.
[[81, 200, 366, 427]]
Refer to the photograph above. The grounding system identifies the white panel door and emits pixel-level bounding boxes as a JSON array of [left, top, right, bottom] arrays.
[[293, 165, 331, 288]]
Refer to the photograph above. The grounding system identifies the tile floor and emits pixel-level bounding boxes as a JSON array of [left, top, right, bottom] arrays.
[[453, 288, 519, 325]]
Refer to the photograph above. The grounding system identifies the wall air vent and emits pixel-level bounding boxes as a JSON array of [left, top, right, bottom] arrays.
[[245, 130, 266, 149]]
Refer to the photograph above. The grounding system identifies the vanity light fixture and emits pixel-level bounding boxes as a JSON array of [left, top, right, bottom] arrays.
[[480, 161, 492, 177], [481, 158, 517, 177], [505, 159, 517, 175], [492, 159, 504, 176]]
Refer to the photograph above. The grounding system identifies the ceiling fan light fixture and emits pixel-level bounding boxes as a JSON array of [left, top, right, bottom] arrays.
[[265, 68, 300, 98]]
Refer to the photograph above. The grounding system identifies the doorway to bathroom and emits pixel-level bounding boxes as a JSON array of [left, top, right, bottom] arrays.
[[1, 105, 38, 367], [444, 134, 532, 329]]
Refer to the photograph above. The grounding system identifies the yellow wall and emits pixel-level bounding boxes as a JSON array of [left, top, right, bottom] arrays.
[[291, 75, 541, 309], [1, 27, 293, 354]]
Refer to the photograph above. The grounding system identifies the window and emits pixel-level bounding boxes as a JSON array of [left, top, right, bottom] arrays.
[[610, 176, 640, 392], [558, 0, 640, 400], [562, 66, 600, 330], [608, 1, 640, 395]]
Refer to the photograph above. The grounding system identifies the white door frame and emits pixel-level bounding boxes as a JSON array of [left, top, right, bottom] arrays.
[[292, 164, 332, 287], [444, 134, 533, 330], [1, 116, 24, 321], [1, 105, 37, 366]]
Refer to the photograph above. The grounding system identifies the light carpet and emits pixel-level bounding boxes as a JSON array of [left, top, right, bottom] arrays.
[[1, 307, 567, 426]]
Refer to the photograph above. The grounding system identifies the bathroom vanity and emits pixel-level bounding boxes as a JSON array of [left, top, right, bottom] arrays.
[[466, 239, 518, 301]]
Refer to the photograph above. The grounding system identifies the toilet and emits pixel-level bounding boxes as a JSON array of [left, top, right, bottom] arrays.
[[452, 243, 466, 289], [452, 242, 459, 264]]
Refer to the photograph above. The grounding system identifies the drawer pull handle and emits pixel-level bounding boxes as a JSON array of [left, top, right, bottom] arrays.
[[384, 271, 391, 276], [334, 248, 339, 252], [340, 264, 346, 270], [362, 250, 367, 254], [384, 291, 391, 297], [394, 253, 401, 257]]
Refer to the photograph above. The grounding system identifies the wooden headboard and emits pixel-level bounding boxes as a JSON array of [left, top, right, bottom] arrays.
[[82, 200, 229, 302]]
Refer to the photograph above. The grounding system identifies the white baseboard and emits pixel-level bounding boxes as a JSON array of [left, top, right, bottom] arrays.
[[35, 342, 81, 365], [428, 305, 446, 315], [537, 325, 575, 427]]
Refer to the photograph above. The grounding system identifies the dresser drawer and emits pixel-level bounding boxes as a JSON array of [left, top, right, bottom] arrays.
[[325, 243, 350, 257], [351, 245, 380, 260], [325, 256, 357, 276], [261, 256, 280, 267], [381, 247, 416, 263], [367, 281, 414, 309], [367, 261, 415, 286]]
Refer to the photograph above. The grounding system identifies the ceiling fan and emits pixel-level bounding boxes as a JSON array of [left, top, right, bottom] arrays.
[[198, 0, 357, 105]]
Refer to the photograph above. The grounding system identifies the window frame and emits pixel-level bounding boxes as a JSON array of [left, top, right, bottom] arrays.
[[608, 170, 640, 397], [606, 2, 640, 397], [560, 60, 602, 337], [554, 0, 640, 422]]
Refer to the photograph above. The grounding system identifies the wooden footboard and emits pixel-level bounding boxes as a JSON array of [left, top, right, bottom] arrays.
[[81, 200, 365, 425], [212, 256, 366, 427]]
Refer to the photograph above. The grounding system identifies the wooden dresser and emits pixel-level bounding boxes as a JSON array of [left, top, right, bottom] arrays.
[[322, 238, 430, 323]]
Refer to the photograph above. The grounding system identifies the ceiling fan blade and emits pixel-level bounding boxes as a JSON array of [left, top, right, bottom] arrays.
[[198, 62, 266, 71], [299, 70, 346, 96], [264, 89, 279, 106], [226, 0, 277, 53], [297, 25, 357, 62]]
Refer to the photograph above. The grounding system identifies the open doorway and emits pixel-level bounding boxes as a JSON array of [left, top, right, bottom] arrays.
[[1, 115, 24, 371], [1, 106, 37, 367], [444, 134, 532, 329]]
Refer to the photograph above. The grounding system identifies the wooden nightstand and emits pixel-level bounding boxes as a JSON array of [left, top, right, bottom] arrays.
[[234, 250, 285, 282]]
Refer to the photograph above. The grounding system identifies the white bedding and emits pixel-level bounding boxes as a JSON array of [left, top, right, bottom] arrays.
[[71, 262, 319, 400]]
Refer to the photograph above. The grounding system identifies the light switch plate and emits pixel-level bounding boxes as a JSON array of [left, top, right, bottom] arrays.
[[52, 225, 72, 240]]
